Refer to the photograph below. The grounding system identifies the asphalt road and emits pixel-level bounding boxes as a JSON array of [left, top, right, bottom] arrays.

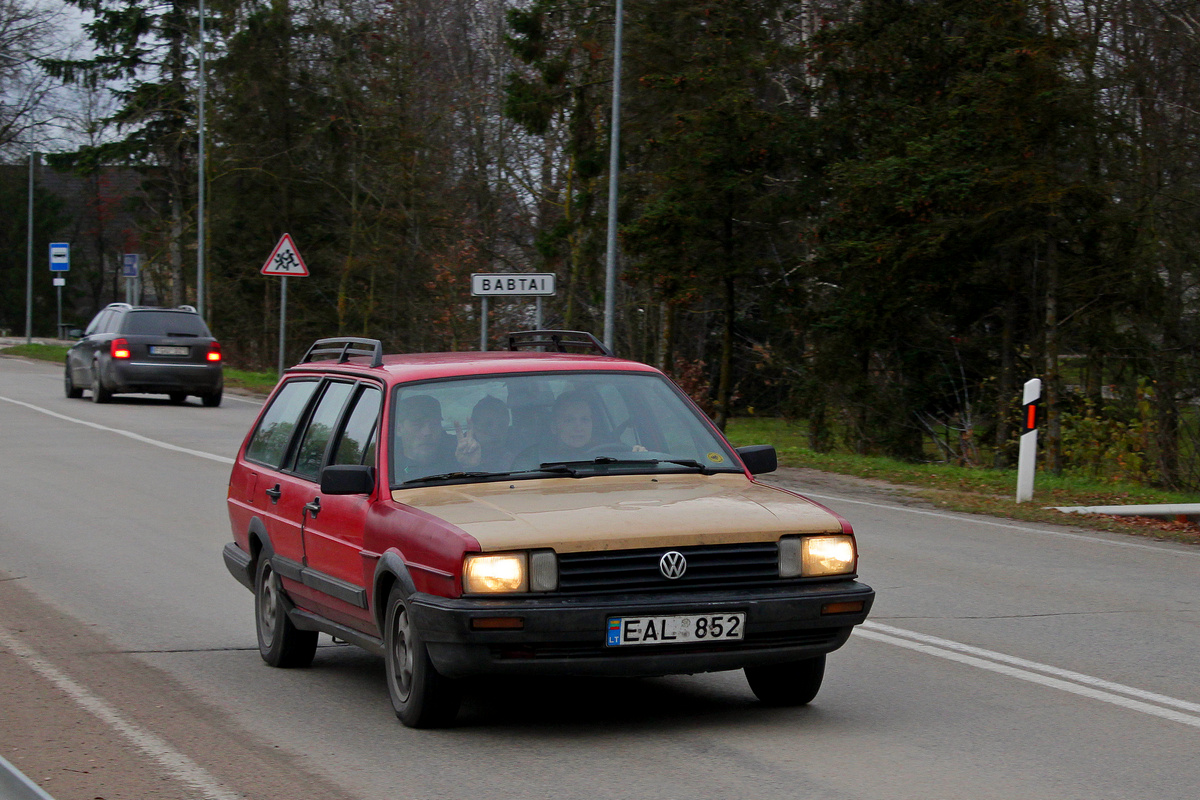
[[1, 354, 1198, 800]]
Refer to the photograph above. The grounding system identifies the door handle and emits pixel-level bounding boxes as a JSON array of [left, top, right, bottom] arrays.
[[264, 484, 282, 503], [304, 497, 321, 518]]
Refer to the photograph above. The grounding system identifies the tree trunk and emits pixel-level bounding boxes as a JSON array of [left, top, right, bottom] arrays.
[[1044, 240, 1062, 475], [714, 274, 735, 431]]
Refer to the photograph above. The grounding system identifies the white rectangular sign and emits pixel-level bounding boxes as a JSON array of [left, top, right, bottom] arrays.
[[471, 273, 556, 297]]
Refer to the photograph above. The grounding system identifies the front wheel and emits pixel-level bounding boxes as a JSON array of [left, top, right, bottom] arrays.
[[255, 557, 317, 668], [64, 365, 83, 399], [744, 655, 826, 706], [384, 590, 460, 728]]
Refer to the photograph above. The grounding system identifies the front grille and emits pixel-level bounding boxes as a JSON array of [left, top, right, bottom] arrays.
[[556, 542, 783, 595]]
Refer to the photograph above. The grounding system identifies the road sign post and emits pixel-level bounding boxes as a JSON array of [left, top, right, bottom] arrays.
[[123, 254, 140, 304], [49, 243, 69, 340], [470, 273, 557, 352], [1016, 378, 1042, 503], [261, 234, 310, 376]]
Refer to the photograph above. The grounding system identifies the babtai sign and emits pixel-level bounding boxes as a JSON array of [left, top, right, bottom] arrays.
[[471, 273, 556, 297]]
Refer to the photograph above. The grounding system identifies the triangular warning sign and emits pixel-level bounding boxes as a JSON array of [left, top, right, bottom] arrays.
[[261, 233, 310, 276]]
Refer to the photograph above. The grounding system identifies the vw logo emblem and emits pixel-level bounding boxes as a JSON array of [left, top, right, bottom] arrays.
[[659, 551, 687, 580]]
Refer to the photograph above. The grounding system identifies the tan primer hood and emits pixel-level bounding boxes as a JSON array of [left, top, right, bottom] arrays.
[[391, 473, 843, 553]]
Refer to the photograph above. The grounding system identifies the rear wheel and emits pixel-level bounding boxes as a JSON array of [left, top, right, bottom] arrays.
[[90, 363, 111, 403], [168, 392, 187, 404], [384, 589, 460, 728], [201, 388, 222, 407], [745, 655, 826, 706], [255, 557, 317, 668], [64, 365, 83, 399]]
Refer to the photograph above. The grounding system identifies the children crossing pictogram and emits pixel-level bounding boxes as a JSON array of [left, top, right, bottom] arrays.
[[261, 234, 310, 276]]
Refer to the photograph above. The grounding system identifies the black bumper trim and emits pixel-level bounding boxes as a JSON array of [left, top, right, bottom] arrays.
[[409, 581, 874, 678], [223, 542, 254, 591]]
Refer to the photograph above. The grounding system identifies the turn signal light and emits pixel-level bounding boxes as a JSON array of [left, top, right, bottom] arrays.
[[821, 601, 865, 615], [207, 342, 222, 362], [111, 338, 131, 359], [470, 617, 525, 630]]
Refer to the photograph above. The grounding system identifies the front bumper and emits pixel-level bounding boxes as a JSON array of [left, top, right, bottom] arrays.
[[410, 581, 874, 679]]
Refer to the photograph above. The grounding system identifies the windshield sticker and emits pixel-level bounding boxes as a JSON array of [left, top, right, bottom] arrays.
[[706, 452, 725, 463]]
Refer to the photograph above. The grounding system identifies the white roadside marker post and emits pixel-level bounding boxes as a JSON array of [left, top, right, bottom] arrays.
[[1016, 378, 1041, 503]]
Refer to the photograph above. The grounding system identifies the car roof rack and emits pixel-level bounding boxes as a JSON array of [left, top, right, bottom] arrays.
[[505, 329, 614, 358], [177, 304, 197, 312], [301, 337, 385, 368]]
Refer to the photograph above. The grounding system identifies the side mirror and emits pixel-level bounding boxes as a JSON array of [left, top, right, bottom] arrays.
[[736, 445, 777, 475], [320, 464, 376, 495]]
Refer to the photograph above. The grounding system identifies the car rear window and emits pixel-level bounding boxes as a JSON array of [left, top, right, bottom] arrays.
[[121, 311, 211, 337]]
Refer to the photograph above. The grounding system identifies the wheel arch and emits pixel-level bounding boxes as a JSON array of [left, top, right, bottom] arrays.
[[373, 551, 418, 633]]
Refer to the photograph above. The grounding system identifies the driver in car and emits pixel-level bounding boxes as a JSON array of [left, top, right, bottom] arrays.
[[393, 395, 458, 480]]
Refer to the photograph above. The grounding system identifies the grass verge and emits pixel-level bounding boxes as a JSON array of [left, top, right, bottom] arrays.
[[1, 343, 70, 361], [725, 417, 1200, 546]]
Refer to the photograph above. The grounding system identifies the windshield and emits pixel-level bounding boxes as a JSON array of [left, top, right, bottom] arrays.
[[389, 371, 740, 486]]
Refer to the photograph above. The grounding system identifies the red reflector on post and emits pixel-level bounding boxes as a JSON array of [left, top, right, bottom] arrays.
[[111, 338, 131, 359]]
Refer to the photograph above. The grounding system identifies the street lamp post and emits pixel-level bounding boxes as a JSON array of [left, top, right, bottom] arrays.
[[25, 150, 35, 345], [603, 0, 624, 353], [196, 0, 207, 318]]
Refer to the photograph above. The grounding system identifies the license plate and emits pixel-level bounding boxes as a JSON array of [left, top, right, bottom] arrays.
[[150, 345, 189, 356], [606, 613, 745, 646]]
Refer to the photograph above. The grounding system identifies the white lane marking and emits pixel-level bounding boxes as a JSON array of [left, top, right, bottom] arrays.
[[0, 624, 243, 800], [857, 622, 1200, 729], [223, 393, 264, 406], [0, 396, 235, 465], [800, 490, 1196, 555]]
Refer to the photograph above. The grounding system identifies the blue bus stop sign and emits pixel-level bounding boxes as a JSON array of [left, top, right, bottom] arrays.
[[49, 243, 70, 272], [122, 253, 140, 278]]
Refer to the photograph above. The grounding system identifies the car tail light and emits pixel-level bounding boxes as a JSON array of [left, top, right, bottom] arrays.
[[111, 338, 131, 359], [207, 342, 222, 362]]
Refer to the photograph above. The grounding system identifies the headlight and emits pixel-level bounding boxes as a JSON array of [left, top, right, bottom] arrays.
[[779, 534, 857, 578], [464, 553, 527, 593], [463, 551, 558, 594]]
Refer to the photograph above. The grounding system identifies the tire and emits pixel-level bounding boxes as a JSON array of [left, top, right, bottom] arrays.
[[168, 392, 187, 404], [90, 363, 111, 403], [384, 589, 460, 728], [201, 388, 222, 407], [744, 655, 826, 706], [255, 557, 318, 668], [64, 364, 83, 399]]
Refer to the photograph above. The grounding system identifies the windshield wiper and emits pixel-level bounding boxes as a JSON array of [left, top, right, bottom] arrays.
[[401, 471, 495, 485], [542, 457, 725, 474], [401, 464, 580, 485]]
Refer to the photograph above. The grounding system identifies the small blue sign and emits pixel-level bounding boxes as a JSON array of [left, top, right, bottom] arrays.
[[122, 253, 139, 278], [49, 243, 70, 272]]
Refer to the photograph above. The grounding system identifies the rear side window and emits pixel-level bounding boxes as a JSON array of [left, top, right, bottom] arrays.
[[121, 311, 211, 337], [245, 380, 319, 468], [292, 382, 355, 480], [333, 385, 382, 466]]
